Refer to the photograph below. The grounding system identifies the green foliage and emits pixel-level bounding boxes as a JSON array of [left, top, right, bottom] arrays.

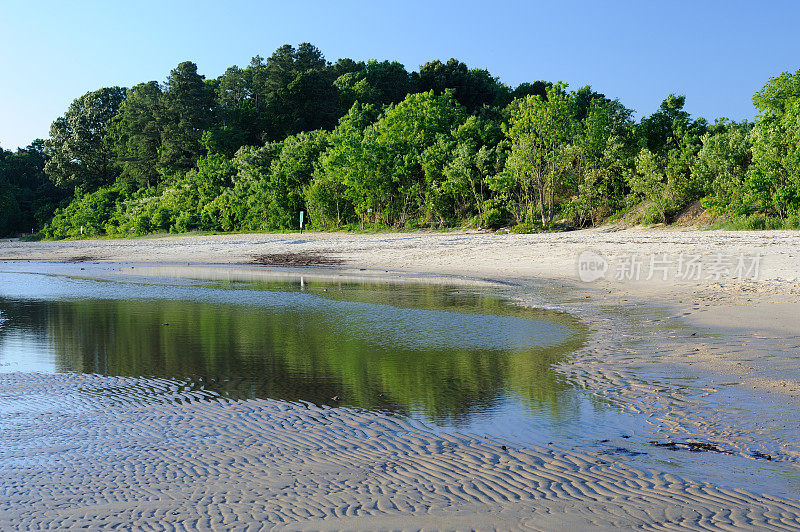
[[505, 83, 579, 225], [749, 68, 800, 217], [108, 153, 237, 235], [693, 121, 753, 214], [621, 94, 710, 223], [109, 81, 163, 187], [263, 131, 329, 229], [334, 60, 414, 111], [45, 87, 126, 191], [705, 213, 800, 231], [316, 91, 469, 227], [0, 182, 22, 235], [629, 149, 668, 222], [305, 103, 379, 228], [0, 141, 64, 236], [565, 98, 633, 226], [157, 62, 215, 176], [44, 186, 122, 238], [483, 207, 504, 229], [417, 58, 508, 112], [29, 45, 800, 238]]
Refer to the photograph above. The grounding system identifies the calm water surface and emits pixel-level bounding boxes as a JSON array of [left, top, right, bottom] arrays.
[[0, 268, 630, 445], [2, 265, 799, 499]]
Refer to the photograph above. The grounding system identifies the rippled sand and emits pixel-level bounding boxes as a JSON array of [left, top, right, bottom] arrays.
[[3, 229, 800, 529], [2, 372, 799, 531]]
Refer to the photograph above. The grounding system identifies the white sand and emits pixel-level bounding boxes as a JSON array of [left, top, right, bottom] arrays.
[[2, 227, 800, 530]]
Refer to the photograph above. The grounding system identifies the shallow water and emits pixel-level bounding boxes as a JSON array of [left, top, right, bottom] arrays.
[[1, 264, 798, 501], [0, 268, 626, 446]]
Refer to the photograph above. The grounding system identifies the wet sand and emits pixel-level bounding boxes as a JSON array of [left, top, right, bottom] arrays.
[[2, 228, 800, 529], [2, 371, 799, 531]]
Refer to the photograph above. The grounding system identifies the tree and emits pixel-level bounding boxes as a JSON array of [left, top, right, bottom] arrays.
[[334, 60, 415, 112], [0, 180, 22, 236], [0, 140, 63, 234], [363, 60, 415, 106], [260, 43, 339, 141], [110, 81, 163, 187], [359, 91, 467, 226], [631, 95, 707, 217], [567, 98, 633, 226], [510, 81, 549, 101], [505, 83, 578, 225], [214, 65, 260, 148], [438, 115, 505, 224], [692, 121, 753, 214], [158, 61, 214, 176], [45, 86, 126, 190], [629, 148, 668, 222], [749, 68, 800, 217], [417, 59, 506, 113], [263, 131, 329, 229], [637, 94, 697, 154], [307, 103, 379, 228]]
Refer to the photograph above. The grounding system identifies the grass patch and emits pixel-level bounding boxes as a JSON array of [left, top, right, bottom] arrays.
[[703, 214, 800, 230]]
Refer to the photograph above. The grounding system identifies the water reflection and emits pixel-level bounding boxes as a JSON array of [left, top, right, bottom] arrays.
[[0, 271, 588, 426]]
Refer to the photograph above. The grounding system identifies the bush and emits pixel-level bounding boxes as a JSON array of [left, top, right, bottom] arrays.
[[483, 208, 503, 229], [511, 222, 537, 234], [43, 186, 121, 238], [707, 214, 788, 230]]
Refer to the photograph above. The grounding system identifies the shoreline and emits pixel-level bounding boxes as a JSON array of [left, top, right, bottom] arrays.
[[5, 228, 799, 405], [2, 228, 800, 528]]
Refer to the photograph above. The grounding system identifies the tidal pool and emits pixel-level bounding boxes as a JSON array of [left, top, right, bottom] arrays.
[[0, 267, 631, 447], [2, 264, 799, 503]]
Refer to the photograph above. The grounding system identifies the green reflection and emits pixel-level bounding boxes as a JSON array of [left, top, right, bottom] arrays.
[[0, 280, 586, 423]]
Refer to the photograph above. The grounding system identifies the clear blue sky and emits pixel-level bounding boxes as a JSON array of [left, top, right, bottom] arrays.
[[1, 0, 798, 150]]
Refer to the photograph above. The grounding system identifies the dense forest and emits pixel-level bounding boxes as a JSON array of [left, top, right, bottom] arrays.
[[1, 43, 799, 238]]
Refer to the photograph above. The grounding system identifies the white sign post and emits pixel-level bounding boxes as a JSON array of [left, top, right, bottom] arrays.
[[299, 211, 304, 234]]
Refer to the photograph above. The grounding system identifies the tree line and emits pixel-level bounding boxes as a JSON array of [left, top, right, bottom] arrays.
[[1, 43, 799, 238]]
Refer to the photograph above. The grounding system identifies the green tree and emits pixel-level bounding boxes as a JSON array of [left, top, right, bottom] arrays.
[[629, 148, 668, 222], [439, 115, 505, 224], [158, 61, 214, 176], [260, 43, 339, 141], [629, 95, 707, 219], [45, 87, 126, 190], [44, 185, 122, 238], [0, 180, 22, 236], [416, 58, 507, 113], [306, 103, 379, 228], [637, 94, 692, 154], [265, 130, 330, 229], [358, 91, 467, 226], [109, 81, 163, 187], [0, 141, 63, 234], [505, 83, 578, 225], [567, 98, 633, 226], [510, 81, 549, 101], [749, 68, 800, 217], [334, 60, 415, 111], [692, 121, 752, 214], [215, 56, 271, 146]]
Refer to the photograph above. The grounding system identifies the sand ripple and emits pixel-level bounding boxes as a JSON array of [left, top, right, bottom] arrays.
[[1, 372, 799, 530]]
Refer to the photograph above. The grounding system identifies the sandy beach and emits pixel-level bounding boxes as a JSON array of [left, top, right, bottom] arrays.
[[2, 227, 800, 530]]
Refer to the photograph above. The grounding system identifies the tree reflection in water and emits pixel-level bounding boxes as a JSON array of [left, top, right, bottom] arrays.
[[0, 277, 588, 426]]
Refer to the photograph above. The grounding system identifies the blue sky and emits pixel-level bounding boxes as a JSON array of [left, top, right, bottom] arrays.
[[1, 0, 798, 150]]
